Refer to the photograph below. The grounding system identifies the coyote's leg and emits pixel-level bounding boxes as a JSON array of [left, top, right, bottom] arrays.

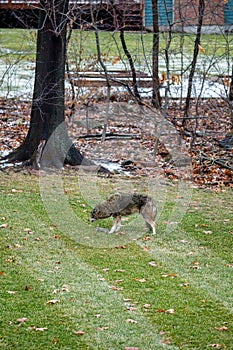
[[140, 202, 157, 235], [109, 216, 122, 234]]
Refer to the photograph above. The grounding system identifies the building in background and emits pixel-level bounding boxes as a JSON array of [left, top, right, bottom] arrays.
[[144, 0, 233, 33], [0, 0, 232, 32]]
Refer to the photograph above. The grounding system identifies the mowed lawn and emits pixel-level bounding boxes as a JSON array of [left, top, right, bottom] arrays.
[[0, 171, 232, 349]]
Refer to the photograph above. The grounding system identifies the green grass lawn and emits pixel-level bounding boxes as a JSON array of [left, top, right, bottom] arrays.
[[0, 28, 232, 64], [0, 170, 232, 349]]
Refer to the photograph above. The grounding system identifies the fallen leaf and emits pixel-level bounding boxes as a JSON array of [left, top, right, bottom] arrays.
[[198, 44, 206, 54], [224, 264, 233, 268], [180, 283, 189, 287], [160, 339, 170, 344], [53, 338, 58, 344], [97, 326, 109, 331], [143, 304, 151, 308], [52, 289, 60, 294], [109, 285, 123, 291], [73, 330, 85, 335], [34, 327, 48, 332], [46, 299, 60, 305], [143, 236, 151, 241], [61, 285, 70, 292], [159, 331, 166, 335], [203, 230, 212, 235], [24, 286, 31, 291], [166, 308, 175, 314], [0, 272, 5, 276], [156, 308, 166, 313], [148, 261, 157, 267], [190, 265, 201, 269], [126, 319, 137, 324], [162, 273, 177, 278], [17, 317, 28, 323], [134, 278, 146, 283], [23, 228, 32, 233], [208, 344, 224, 348], [215, 326, 228, 331], [0, 223, 8, 229]]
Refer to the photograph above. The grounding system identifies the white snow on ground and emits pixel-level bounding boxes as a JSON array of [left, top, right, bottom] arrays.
[[0, 56, 230, 99]]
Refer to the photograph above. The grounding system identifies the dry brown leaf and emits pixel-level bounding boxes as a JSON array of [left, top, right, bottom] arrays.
[[143, 236, 151, 241], [73, 330, 85, 335], [109, 285, 123, 291], [156, 308, 166, 313], [198, 44, 206, 54], [224, 263, 233, 268], [97, 326, 109, 331], [53, 338, 59, 344], [162, 273, 177, 278], [24, 286, 31, 291]]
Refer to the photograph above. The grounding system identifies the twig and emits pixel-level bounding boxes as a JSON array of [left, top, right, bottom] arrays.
[[78, 132, 140, 140], [200, 152, 233, 171]]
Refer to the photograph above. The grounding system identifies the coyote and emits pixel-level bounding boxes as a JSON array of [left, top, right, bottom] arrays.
[[90, 193, 157, 234]]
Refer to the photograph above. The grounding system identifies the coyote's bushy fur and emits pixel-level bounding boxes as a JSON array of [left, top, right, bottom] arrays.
[[90, 193, 157, 234]]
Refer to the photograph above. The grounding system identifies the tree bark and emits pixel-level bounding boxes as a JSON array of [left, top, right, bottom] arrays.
[[229, 64, 233, 129], [151, 0, 161, 109]]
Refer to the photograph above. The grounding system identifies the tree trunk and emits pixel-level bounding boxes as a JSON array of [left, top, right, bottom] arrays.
[[151, 0, 161, 109], [229, 64, 233, 129], [4, 0, 91, 169], [183, 0, 205, 128]]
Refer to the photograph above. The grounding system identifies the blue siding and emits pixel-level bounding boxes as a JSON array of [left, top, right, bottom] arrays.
[[224, 0, 233, 25], [144, 0, 173, 27]]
